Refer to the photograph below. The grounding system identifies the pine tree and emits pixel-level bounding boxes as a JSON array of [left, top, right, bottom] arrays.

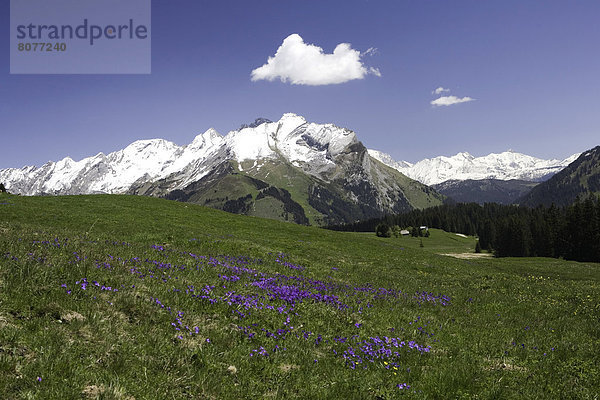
[[0, 183, 6, 193], [376, 223, 392, 238], [480, 219, 496, 251]]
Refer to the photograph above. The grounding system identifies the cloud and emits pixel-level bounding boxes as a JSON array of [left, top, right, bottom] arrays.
[[363, 47, 378, 56], [251, 34, 381, 86], [369, 67, 382, 77], [430, 95, 475, 107], [432, 86, 450, 95]]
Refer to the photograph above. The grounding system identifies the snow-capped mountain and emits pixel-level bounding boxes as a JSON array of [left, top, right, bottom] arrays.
[[367, 150, 413, 171], [368, 149, 580, 186], [0, 113, 359, 196], [0, 129, 224, 196], [0, 114, 444, 225]]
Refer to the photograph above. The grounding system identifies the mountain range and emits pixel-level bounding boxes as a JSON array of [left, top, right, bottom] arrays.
[[1, 113, 593, 221], [368, 149, 580, 186], [368, 149, 580, 205], [0, 114, 444, 225]]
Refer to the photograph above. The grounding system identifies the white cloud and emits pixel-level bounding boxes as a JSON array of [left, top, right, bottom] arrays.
[[251, 34, 381, 86], [431, 95, 475, 107], [363, 47, 378, 56], [369, 67, 382, 77], [432, 86, 450, 95]]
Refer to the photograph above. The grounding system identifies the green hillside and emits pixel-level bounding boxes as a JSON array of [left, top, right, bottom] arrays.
[[1, 194, 599, 398], [132, 149, 446, 227], [518, 145, 600, 207], [433, 179, 539, 205]]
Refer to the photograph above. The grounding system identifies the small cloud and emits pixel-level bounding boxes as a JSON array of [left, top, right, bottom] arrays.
[[251, 34, 381, 86], [431, 95, 475, 107], [363, 47, 378, 56], [369, 67, 382, 77], [432, 87, 450, 95]]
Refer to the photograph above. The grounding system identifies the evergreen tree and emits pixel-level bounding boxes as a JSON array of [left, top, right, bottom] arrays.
[[411, 226, 419, 237], [375, 223, 392, 238], [581, 196, 598, 261], [479, 219, 496, 250], [0, 183, 5, 193]]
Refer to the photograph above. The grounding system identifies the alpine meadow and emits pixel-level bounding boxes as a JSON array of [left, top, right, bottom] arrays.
[[1, 194, 599, 398]]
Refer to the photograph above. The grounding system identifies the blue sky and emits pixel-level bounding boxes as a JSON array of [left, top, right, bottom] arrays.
[[1, 0, 599, 169]]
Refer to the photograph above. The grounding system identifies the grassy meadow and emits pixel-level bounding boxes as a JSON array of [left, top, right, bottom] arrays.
[[0, 193, 599, 399]]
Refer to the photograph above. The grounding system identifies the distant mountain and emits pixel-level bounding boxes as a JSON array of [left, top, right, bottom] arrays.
[[433, 179, 539, 205], [366, 150, 412, 171], [517, 146, 600, 207], [368, 149, 580, 186], [0, 114, 444, 226]]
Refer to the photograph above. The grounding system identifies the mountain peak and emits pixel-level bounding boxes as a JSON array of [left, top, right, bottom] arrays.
[[126, 138, 175, 151], [279, 113, 307, 124], [454, 152, 474, 159], [368, 149, 413, 169], [191, 128, 222, 146], [239, 118, 272, 130]]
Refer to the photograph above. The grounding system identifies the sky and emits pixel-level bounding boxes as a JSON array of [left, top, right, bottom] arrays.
[[1, 0, 600, 169]]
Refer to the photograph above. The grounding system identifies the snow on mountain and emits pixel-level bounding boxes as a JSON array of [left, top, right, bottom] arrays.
[[0, 112, 582, 197], [368, 149, 413, 170], [129, 114, 443, 225], [0, 114, 359, 195], [224, 113, 358, 177], [368, 149, 580, 185], [0, 128, 224, 196]]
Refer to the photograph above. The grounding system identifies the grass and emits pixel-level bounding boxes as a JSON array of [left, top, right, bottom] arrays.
[[1, 193, 599, 399]]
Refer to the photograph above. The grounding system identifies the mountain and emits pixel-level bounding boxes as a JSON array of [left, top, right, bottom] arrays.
[[366, 149, 413, 171], [0, 114, 445, 226], [517, 145, 600, 207], [368, 149, 580, 186], [368, 149, 580, 205], [433, 179, 539, 205], [0, 130, 224, 196]]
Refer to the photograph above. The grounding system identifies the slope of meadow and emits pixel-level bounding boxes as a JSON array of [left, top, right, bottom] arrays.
[[0, 194, 598, 399]]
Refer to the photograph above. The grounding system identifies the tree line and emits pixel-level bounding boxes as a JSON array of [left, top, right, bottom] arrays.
[[328, 196, 600, 262]]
